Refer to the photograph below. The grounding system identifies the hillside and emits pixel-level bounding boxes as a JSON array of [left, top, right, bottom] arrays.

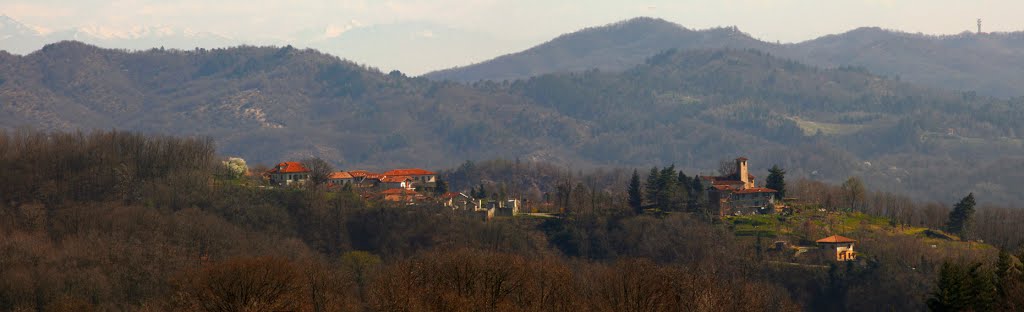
[[426, 18, 771, 83], [3, 42, 1024, 205], [426, 17, 1024, 98]]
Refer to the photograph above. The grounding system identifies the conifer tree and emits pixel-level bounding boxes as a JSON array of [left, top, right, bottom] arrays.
[[928, 262, 969, 312], [475, 183, 488, 199], [644, 167, 660, 205], [434, 178, 448, 196], [766, 165, 787, 198], [967, 263, 996, 311], [656, 165, 683, 211], [996, 249, 1013, 299], [627, 169, 643, 214], [946, 193, 976, 240]]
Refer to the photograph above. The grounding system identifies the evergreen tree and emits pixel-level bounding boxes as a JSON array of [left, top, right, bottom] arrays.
[[656, 165, 685, 211], [946, 193, 976, 239], [644, 167, 660, 205], [966, 263, 996, 311], [928, 262, 969, 312], [475, 183, 488, 199], [677, 171, 692, 198], [627, 169, 643, 214], [995, 249, 1015, 300], [675, 169, 692, 189], [433, 178, 448, 196], [766, 165, 787, 198]]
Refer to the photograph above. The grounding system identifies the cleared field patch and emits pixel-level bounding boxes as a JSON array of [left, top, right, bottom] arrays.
[[788, 116, 867, 136]]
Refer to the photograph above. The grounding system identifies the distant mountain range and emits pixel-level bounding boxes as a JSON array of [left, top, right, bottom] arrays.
[[0, 15, 520, 75], [0, 15, 235, 54], [3, 41, 1024, 205], [427, 17, 1024, 98]]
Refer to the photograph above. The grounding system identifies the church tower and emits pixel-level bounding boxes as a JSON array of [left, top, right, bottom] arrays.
[[736, 157, 752, 189]]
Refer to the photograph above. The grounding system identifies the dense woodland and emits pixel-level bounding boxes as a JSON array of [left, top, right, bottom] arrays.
[[2, 130, 1024, 311], [4, 41, 1024, 206]]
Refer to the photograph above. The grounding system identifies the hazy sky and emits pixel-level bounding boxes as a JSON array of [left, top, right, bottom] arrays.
[[3, 0, 1022, 73]]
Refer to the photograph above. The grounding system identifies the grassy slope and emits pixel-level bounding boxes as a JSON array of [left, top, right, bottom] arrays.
[[724, 206, 993, 258]]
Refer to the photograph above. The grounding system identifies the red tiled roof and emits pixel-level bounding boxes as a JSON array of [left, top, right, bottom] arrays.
[[267, 161, 310, 174], [712, 180, 745, 185], [736, 157, 749, 161], [733, 187, 777, 194], [329, 171, 353, 179], [381, 175, 413, 183], [816, 235, 856, 243], [347, 170, 378, 178], [383, 168, 436, 176], [711, 185, 735, 191], [380, 188, 416, 195]]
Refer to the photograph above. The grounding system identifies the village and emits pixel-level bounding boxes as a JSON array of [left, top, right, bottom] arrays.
[[260, 157, 860, 262], [263, 161, 524, 220]]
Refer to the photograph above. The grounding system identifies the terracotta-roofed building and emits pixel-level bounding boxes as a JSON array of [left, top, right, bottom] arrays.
[[347, 170, 378, 178], [379, 188, 423, 203], [267, 161, 311, 185], [383, 168, 436, 185], [703, 157, 779, 216], [380, 175, 414, 190], [816, 235, 857, 261], [327, 171, 356, 187]]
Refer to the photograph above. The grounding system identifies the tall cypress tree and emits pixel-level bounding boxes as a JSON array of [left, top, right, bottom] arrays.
[[627, 169, 643, 214], [766, 165, 787, 198], [946, 193, 976, 239]]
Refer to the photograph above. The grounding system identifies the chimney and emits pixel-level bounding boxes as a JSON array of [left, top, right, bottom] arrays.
[[736, 157, 750, 189]]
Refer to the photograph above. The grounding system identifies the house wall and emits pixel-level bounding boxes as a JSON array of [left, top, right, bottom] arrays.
[[271, 173, 309, 185], [821, 242, 857, 261]]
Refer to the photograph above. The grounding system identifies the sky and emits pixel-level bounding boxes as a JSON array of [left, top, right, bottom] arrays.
[[2, 0, 1023, 74]]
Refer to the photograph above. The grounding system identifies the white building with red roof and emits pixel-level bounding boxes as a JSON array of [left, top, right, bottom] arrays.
[[267, 161, 311, 185], [382, 168, 436, 185], [816, 235, 857, 261]]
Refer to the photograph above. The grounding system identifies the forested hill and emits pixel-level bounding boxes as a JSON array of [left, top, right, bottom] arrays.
[[425, 18, 769, 83], [3, 41, 1024, 204], [426, 17, 1024, 98]]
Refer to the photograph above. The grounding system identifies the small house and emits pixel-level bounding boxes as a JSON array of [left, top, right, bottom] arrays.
[[816, 235, 857, 261], [328, 171, 355, 186], [380, 175, 414, 190], [383, 168, 437, 186], [267, 161, 311, 185]]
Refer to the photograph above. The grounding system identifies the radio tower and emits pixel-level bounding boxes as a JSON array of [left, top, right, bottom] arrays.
[[977, 18, 982, 34]]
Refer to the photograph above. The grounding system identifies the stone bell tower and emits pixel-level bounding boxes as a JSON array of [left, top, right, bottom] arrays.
[[736, 157, 752, 189]]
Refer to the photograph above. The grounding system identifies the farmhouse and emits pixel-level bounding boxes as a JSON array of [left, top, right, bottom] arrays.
[[703, 157, 779, 215], [266, 161, 311, 185], [816, 235, 857, 261], [383, 168, 437, 189], [327, 171, 355, 186]]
